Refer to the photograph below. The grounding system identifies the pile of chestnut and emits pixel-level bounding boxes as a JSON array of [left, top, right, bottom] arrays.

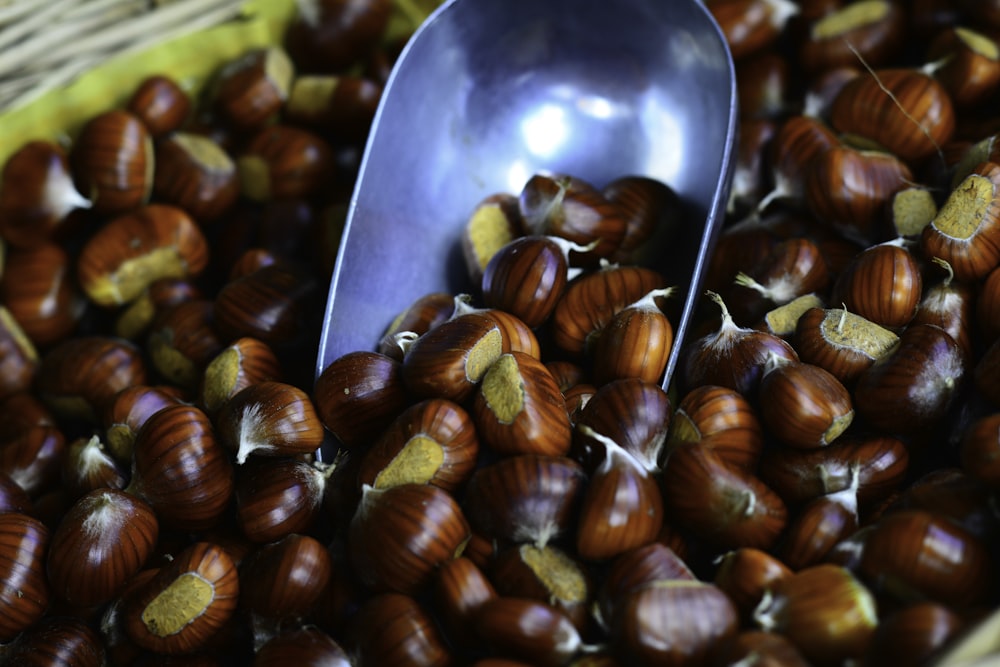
[[4, 0, 1000, 664]]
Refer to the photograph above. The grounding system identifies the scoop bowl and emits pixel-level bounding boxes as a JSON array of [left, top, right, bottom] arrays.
[[316, 0, 738, 389]]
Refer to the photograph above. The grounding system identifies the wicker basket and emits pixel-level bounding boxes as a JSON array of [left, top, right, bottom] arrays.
[[0, 0, 435, 165]]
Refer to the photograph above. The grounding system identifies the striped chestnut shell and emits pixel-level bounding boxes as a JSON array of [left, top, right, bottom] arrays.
[[70, 109, 153, 214], [831, 241, 923, 331], [76, 204, 209, 308], [0, 512, 50, 641], [550, 264, 667, 358], [922, 161, 1000, 282], [122, 541, 240, 655], [798, 0, 906, 74], [313, 350, 410, 450], [36, 336, 147, 424], [215, 381, 325, 464], [481, 235, 570, 328], [1, 242, 85, 347], [518, 172, 627, 261], [358, 397, 479, 492], [239, 533, 332, 620], [830, 68, 955, 163], [804, 144, 913, 244], [349, 483, 470, 594], [472, 351, 571, 458], [462, 454, 587, 548], [129, 403, 234, 531], [46, 488, 158, 607]]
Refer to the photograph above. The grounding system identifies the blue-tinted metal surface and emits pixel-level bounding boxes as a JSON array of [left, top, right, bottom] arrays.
[[317, 0, 737, 391]]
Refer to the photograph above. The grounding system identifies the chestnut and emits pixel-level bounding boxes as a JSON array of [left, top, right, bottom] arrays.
[[602, 175, 682, 264], [1, 616, 104, 666], [922, 160, 1000, 282], [238, 125, 334, 202], [462, 454, 587, 547], [766, 115, 839, 208], [235, 456, 329, 543], [377, 291, 455, 360], [129, 403, 234, 531], [122, 541, 239, 655], [863, 602, 964, 667], [667, 384, 761, 472], [713, 547, 791, 619], [709, 0, 799, 60], [285, 74, 382, 143], [728, 237, 830, 325], [475, 597, 584, 667], [574, 377, 672, 473], [472, 351, 572, 457], [70, 109, 153, 214], [36, 336, 147, 423], [46, 488, 158, 607], [758, 433, 909, 508], [481, 235, 577, 328], [831, 240, 923, 331], [752, 564, 878, 667], [779, 486, 859, 570], [213, 264, 316, 345], [591, 287, 675, 386], [490, 543, 591, 632], [854, 323, 966, 437], [887, 185, 938, 238], [434, 556, 498, 651], [575, 427, 664, 561], [793, 306, 899, 387], [0, 306, 37, 400], [153, 132, 240, 223], [550, 264, 667, 358], [127, 74, 191, 138], [239, 533, 331, 620], [313, 350, 410, 450], [114, 276, 203, 342], [679, 291, 798, 397], [518, 173, 627, 261], [461, 192, 525, 286], [804, 145, 913, 244], [61, 434, 126, 497], [0, 242, 85, 347], [358, 398, 479, 492], [830, 67, 955, 163], [254, 626, 350, 667], [960, 412, 1000, 487], [76, 204, 209, 308], [147, 299, 224, 391], [401, 312, 504, 403], [0, 512, 50, 641], [757, 356, 854, 449], [216, 381, 325, 464], [349, 483, 470, 594], [797, 0, 906, 74], [598, 542, 695, 625], [211, 47, 293, 131], [661, 441, 786, 550], [200, 336, 282, 414], [352, 592, 452, 667], [103, 384, 183, 463], [0, 140, 90, 248], [859, 509, 993, 608], [0, 425, 65, 498], [283, 0, 393, 73], [0, 471, 32, 514], [611, 580, 739, 667]]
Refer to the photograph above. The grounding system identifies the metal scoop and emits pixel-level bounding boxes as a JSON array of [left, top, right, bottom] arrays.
[[316, 0, 737, 390]]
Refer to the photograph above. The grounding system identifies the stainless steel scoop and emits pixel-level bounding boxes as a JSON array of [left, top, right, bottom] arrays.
[[316, 0, 738, 390]]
